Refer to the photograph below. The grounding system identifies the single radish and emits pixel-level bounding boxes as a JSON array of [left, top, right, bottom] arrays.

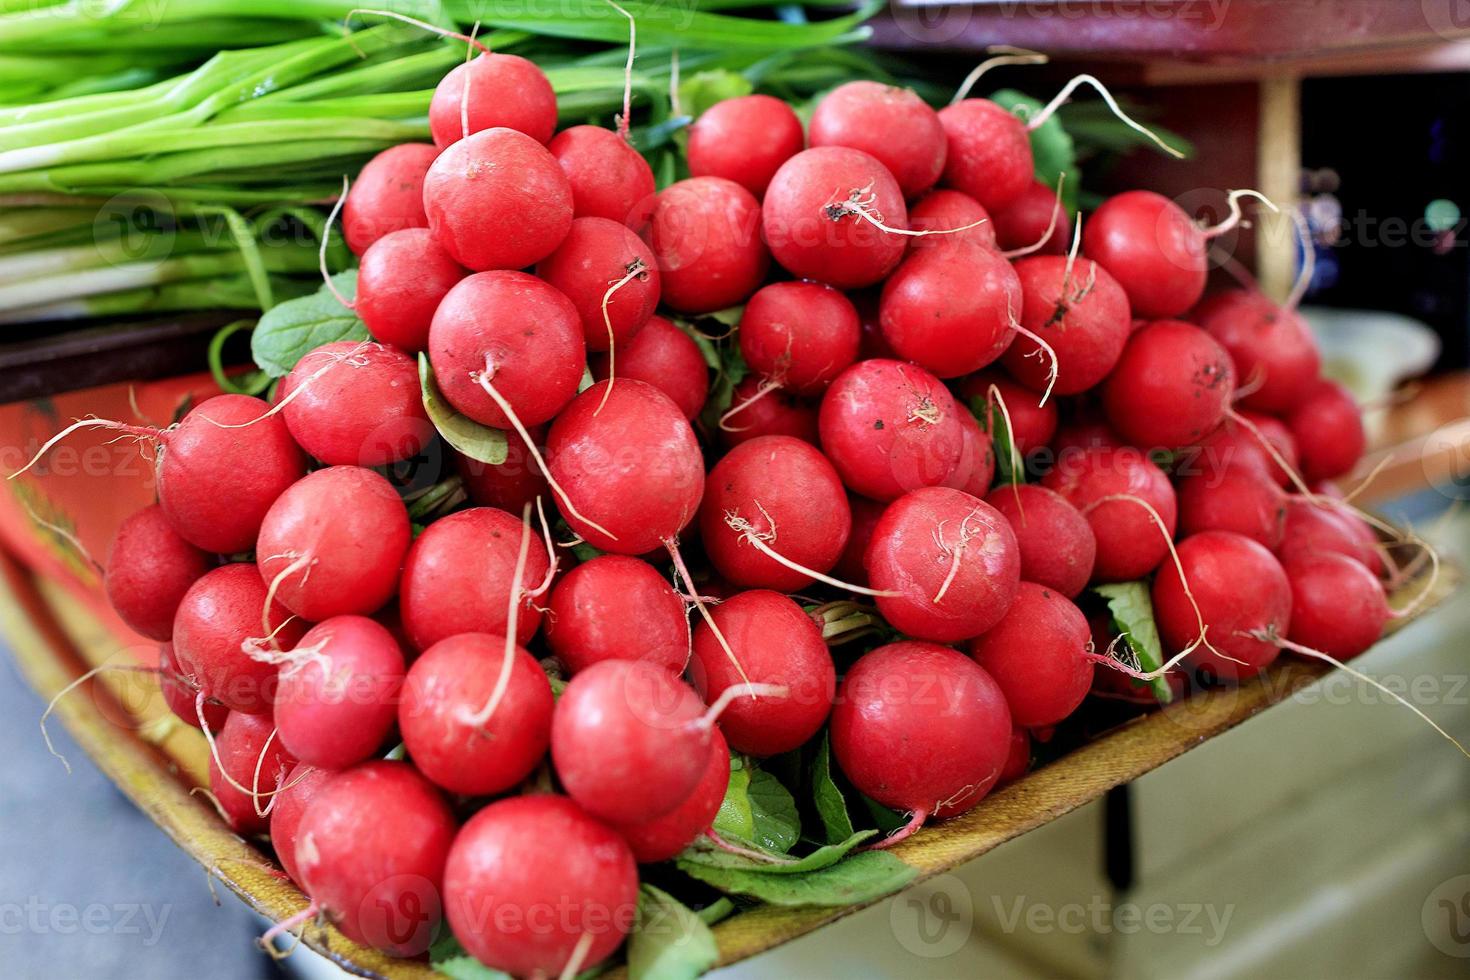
[[341, 143, 437, 255], [159, 643, 228, 732], [268, 762, 333, 886], [545, 555, 689, 675], [398, 507, 550, 651], [208, 711, 296, 836], [937, 98, 1032, 212], [809, 80, 947, 198], [1276, 496, 1381, 573], [277, 341, 429, 466], [688, 590, 836, 756], [878, 239, 1024, 379], [590, 315, 709, 419], [831, 641, 1012, 843], [443, 795, 638, 976], [1196, 289, 1322, 414], [957, 372, 1058, 455], [738, 281, 861, 396], [536, 216, 661, 353], [1003, 255, 1131, 395], [992, 180, 1070, 255], [428, 270, 586, 428], [429, 51, 557, 148], [984, 484, 1096, 598], [398, 632, 554, 795], [551, 660, 712, 823], [545, 379, 705, 555], [354, 228, 466, 352], [762, 146, 909, 288], [1042, 446, 1177, 581], [942, 410, 997, 497], [272, 616, 405, 770], [550, 124, 657, 228], [612, 728, 731, 863], [295, 761, 456, 956], [454, 428, 549, 514], [1187, 409, 1299, 486], [1102, 320, 1235, 450], [106, 504, 212, 641], [255, 466, 410, 622], [423, 127, 573, 271], [1283, 553, 1389, 659], [644, 176, 768, 313], [700, 435, 851, 591], [832, 495, 886, 586], [1177, 465, 1287, 549], [908, 189, 996, 249], [1082, 190, 1205, 318], [686, 94, 805, 197], [1287, 379, 1365, 482], [818, 359, 966, 502], [173, 563, 304, 714], [720, 376, 819, 449], [866, 487, 1020, 642], [969, 582, 1093, 727]]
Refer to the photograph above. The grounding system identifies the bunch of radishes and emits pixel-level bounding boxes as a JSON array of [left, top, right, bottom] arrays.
[[33, 37, 1422, 978]]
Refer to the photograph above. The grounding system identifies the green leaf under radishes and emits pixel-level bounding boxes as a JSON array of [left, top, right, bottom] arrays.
[[627, 885, 718, 980], [417, 353, 509, 466], [250, 270, 367, 378], [1093, 580, 1174, 704]]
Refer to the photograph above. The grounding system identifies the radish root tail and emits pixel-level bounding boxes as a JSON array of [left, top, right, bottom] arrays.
[[594, 257, 649, 416], [458, 503, 534, 728], [1001, 172, 1067, 260], [1198, 189, 1279, 240], [666, 536, 755, 693], [724, 502, 898, 597], [9, 417, 160, 480], [1025, 74, 1184, 159], [951, 45, 1047, 104]]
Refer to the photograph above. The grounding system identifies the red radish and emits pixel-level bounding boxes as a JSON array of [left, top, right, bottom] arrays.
[[721, 376, 820, 449], [255, 466, 410, 622], [1188, 409, 1299, 486], [159, 643, 228, 731], [942, 410, 997, 497], [908, 189, 996, 249], [429, 52, 557, 148], [984, 484, 1096, 598], [105, 504, 211, 641], [739, 281, 861, 395], [158, 394, 307, 554], [1283, 553, 1389, 659], [686, 94, 804, 197], [866, 487, 1020, 642], [277, 342, 429, 466], [999, 726, 1031, 783], [399, 507, 550, 651], [689, 590, 836, 756], [1287, 380, 1365, 482], [549, 124, 657, 228], [1154, 530, 1291, 682], [969, 582, 1093, 727], [545, 555, 690, 675], [831, 641, 1012, 840], [208, 711, 297, 836], [272, 616, 405, 770], [1308, 481, 1384, 572], [1276, 497, 1381, 572], [645, 176, 768, 313], [590, 315, 709, 419], [1102, 320, 1235, 450], [552, 659, 712, 823], [341, 143, 437, 255], [992, 180, 1070, 255], [1003, 256, 1131, 395], [957, 372, 1058, 455], [428, 270, 586, 429], [537, 216, 661, 353], [173, 563, 304, 714], [545, 380, 705, 555], [423, 127, 573, 271], [700, 435, 852, 591], [1177, 465, 1287, 549], [612, 728, 731, 862], [809, 81, 947, 198], [398, 632, 554, 795], [762, 146, 909, 288], [1196, 289, 1322, 414], [455, 428, 549, 514], [295, 761, 456, 956], [444, 795, 638, 976], [833, 494, 885, 586], [269, 763, 333, 886], [354, 228, 466, 352], [879, 240, 1023, 378], [818, 359, 966, 501], [1083, 190, 1206, 318], [937, 98, 1032, 212], [1042, 446, 1177, 581]]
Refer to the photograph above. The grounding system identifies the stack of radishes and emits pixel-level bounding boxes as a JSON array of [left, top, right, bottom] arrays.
[[43, 41, 1414, 978]]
